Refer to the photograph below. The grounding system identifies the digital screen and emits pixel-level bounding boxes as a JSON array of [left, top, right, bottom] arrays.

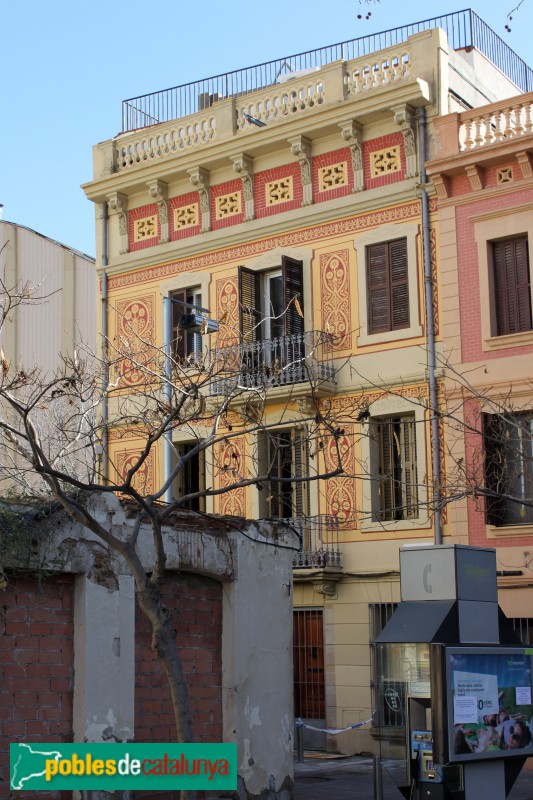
[[447, 648, 533, 761]]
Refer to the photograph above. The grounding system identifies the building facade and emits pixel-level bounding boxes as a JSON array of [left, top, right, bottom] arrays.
[[427, 94, 533, 642], [82, 11, 531, 756]]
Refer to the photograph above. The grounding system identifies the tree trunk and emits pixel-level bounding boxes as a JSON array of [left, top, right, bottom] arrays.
[[136, 584, 196, 800]]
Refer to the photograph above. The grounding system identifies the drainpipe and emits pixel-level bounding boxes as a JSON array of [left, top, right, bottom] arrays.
[[418, 108, 442, 545], [162, 296, 173, 504], [101, 202, 109, 483]]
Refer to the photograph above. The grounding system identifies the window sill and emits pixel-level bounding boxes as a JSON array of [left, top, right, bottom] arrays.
[[483, 329, 533, 351], [486, 523, 533, 539], [357, 324, 423, 348], [361, 516, 430, 534]]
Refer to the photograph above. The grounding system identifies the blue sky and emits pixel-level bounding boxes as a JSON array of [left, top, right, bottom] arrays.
[[2, 0, 530, 258]]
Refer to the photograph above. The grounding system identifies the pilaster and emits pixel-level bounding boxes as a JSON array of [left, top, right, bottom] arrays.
[[289, 136, 313, 206], [147, 179, 169, 244], [107, 192, 129, 254], [231, 153, 254, 221], [188, 167, 211, 232], [339, 119, 364, 192]]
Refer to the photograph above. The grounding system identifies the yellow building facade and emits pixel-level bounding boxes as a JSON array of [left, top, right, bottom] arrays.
[[83, 14, 529, 754]]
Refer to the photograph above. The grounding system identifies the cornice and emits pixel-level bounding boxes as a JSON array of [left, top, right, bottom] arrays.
[[97, 181, 425, 279], [84, 78, 433, 202], [431, 176, 533, 209], [426, 136, 533, 177]]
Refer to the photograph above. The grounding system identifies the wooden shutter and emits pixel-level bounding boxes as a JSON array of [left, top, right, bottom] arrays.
[[292, 427, 310, 518], [367, 239, 409, 334], [171, 289, 187, 361], [483, 413, 506, 524], [401, 417, 417, 518], [282, 257, 304, 337], [492, 237, 531, 336], [378, 419, 394, 520], [238, 266, 261, 343]]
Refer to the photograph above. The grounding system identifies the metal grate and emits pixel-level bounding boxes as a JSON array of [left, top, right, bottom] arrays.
[[293, 608, 325, 720], [121, 9, 533, 132], [369, 602, 399, 724], [510, 617, 533, 645]]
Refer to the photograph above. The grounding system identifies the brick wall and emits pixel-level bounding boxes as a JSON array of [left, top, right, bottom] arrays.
[[134, 571, 223, 800], [0, 574, 74, 800]]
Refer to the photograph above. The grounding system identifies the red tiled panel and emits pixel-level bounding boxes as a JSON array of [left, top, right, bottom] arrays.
[[129, 203, 160, 251], [211, 179, 245, 231], [254, 163, 302, 218], [363, 132, 406, 189], [0, 575, 74, 800], [169, 192, 201, 241], [313, 147, 354, 203]]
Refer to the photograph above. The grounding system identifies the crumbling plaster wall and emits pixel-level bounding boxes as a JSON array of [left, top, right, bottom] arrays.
[[34, 493, 296, 799]]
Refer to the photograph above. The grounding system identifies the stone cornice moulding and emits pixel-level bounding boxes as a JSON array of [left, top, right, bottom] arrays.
[[432, 176, 533, 209], [465, 164, 484, 192], [84, 77, 434, 201], [96, 182, 425, 278], [146, 179, 169, 244], [426, 140, 533, 178], [107, 191, 129, 255]]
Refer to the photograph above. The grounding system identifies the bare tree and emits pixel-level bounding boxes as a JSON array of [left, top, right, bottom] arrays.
[[0, 297, 346, 785]]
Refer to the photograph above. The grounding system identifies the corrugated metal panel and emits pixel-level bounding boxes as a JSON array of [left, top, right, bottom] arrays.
[[74, 254, 97, 352]]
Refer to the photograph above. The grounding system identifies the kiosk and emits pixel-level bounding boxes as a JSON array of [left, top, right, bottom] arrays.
[[375, 545, 532, 800]]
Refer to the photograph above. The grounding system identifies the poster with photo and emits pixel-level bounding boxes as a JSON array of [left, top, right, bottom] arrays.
[[450, 651, 533, 758]]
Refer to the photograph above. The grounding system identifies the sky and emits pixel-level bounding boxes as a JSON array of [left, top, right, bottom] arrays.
[[2, 0, 530, 258]]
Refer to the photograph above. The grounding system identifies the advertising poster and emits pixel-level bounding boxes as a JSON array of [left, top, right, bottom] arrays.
[[450, 651, 533, 757]]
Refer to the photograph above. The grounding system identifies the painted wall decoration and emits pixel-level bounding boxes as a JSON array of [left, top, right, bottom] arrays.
[[215, 277, 239, 347], [218, 437, 246, 517], [115, 449, 155, 496], [323, 425, 356, 527], [320, 250, 351, 350], [115, 296, 155, 386]]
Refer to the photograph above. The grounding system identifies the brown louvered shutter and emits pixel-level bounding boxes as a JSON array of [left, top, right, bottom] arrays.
[[367, 243, 391, 334], [492, 237, 531, 336], [282, 257, 304, 337], [367, 239, 409, 334], [238, 266, 261, 342], [292, 427, 310, 518], [390, 239, 409, 330], [171, 289, 187, 361], [401, 417, 418, 518]]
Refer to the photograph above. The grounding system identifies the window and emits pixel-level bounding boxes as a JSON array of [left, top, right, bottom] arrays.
[[172, 442, 205, 512], [366, 238, 409, 335], [368, 603, 399, 726], [171, 287, 202, 362], [491, 236, 531, 336], [371, 415, 418, 522], [484, 412, 533, 526], [259, 427, 309, 520], [238, 257, 304, 343], [355, 222, 421, 346], [293, 609, 325, 720]]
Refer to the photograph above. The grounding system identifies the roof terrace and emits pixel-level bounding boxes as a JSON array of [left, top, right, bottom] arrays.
[[121, 9, 533, 133]]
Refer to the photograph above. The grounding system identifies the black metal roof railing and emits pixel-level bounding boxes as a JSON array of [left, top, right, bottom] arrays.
[[121, 9, 533, 133]]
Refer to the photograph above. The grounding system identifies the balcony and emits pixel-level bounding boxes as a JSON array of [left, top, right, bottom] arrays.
[[283, 515, 342, 570], [210, 330, 335, 397]]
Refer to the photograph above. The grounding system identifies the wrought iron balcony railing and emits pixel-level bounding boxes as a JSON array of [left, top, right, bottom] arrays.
[[281, 515, 342, 569], [210, 330, 335, 395]]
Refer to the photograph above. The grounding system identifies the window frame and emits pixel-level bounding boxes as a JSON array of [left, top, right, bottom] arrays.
[[257, 426, 310, 520], [473, 205, 533, 351], [484, 411, 533, 528], [360, 395, 430, 533], [354, 222, 422, 347]]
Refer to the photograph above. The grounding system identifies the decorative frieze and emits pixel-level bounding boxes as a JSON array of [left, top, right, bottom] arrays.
[[265, 177, 294, 206], [147, 179, 169, 243], [339, 120, 364, 192], [231, 154, 254, 221], [107, 192, 128, 254], [188, 167, 211, 232], [216, 192, 242, 220], [370, 145, 401, 177], [393, 105, 418, 178], [288, 136, 313, 206]]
